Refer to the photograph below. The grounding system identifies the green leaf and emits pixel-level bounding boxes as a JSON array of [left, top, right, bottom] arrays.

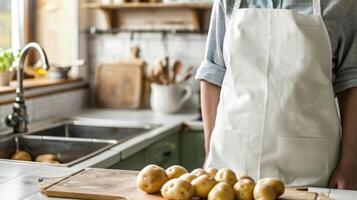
[[0, 48, 20, 72]]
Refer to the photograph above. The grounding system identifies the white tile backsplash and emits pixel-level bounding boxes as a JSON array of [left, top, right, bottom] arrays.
[[26, 99, 34, 123], [0, 89, 88, 131], [33, 96, 53, 121], [87, 32, 205, 109], [88, 33, 207, 70], [0, 106, 7, 129]]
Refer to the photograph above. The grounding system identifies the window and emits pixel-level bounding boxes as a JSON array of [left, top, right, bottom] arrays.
[[0, 0, 84, 99], [0, 0, 24, 50], [0, 0, 12, 48]]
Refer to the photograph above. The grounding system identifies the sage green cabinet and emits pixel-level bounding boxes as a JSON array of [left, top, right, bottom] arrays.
[[109, 133, 179, 170], [108, 128, 205, 171], [109, 150, 145, 171], [180, 130, 205, 171], [145, 133, 179, 168]]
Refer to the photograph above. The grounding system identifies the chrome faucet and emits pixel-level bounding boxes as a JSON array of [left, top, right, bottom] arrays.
[[5, 42, 49, 133]]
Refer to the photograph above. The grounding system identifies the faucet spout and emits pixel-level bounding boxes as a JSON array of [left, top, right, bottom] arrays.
[[17, 42, 49, 101], [6, 42, 49, 133]]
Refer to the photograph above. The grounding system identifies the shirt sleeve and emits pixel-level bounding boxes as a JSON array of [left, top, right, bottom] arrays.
[[332, 11, 357, 94], [195, 0, 227, 87]]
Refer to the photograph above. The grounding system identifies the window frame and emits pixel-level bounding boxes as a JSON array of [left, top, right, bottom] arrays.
[[11, 0, 24, 50]]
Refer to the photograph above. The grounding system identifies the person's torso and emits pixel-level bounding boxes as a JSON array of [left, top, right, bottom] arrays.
[[222, 0, 356, 83]]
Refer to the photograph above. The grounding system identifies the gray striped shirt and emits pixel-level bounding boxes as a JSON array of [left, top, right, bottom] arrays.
[[196, 0, 357, 94]]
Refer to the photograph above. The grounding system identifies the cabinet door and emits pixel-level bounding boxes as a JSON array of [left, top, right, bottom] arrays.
[[145, 133, 179, 169], [109, 150, 145, 171], [180, 130, 205, 171]]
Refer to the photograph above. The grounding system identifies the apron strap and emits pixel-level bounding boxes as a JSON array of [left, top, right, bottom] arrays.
[[313, 0, 322, 16], [233, 0, 242, 9]]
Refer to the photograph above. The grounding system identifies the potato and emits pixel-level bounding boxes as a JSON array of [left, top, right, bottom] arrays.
[[41, 160, 60, 164], [191, 168, 209, 177], [11, 151, 32, 161], [161, 178, 194, 200], [233, 179, 255, 200], [208, 182, 235, 200], [253, 183, 276, 200], [191, 174, 217, 198], [215, 168, 237, 186], [205, 168, 218, 177], [179, 173, 197, 183], [237, 173, 255, 183], [258, 178, 285, 197], [35, 154, 59, 162], [166, 165, 188, 179], [137, 164, 169, 193]]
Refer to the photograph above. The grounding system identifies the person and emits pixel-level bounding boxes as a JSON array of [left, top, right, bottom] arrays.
[[196, 0, 357, 189]]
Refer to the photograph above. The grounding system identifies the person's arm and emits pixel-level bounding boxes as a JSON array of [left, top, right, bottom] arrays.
[[194, 0, 227, 156], [329, 87, 357, 189], [201, 80, 221, 155]]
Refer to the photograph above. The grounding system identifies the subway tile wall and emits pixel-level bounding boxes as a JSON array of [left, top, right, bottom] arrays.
[[87, 32, 207, 107], [0, 89, 88, 131], [88, 33, 207, 74]]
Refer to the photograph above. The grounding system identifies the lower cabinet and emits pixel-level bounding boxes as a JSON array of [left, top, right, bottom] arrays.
[[179, 130, 205, 171], [109, 134, 179, 170], [145, 133, 179, 168], [109, 128, 205, 171], [109, 150, 146, 171]]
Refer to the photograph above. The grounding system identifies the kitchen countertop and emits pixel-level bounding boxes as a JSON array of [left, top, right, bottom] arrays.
[[0, 109, 199, 199], [0, 109, 356, 199]]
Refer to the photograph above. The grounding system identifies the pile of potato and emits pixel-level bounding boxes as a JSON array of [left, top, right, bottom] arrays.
[[11, 151, 61, 164], [137, 165, 285, 200]]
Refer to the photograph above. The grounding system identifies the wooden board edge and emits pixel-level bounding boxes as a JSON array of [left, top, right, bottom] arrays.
[[39, 169, 86, 193], [44, 190, 127, 200]]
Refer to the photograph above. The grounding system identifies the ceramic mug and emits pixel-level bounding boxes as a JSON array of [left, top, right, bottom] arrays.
[[150, 83, 192, 113]]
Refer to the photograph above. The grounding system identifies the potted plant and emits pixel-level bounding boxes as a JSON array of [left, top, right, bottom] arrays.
[[0, 48, 19, 86]]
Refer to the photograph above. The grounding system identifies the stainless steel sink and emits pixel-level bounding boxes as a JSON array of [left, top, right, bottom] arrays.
[[0, 119, 159, 167], [30, 120, 157, 142], [0, 135, 115, 167]]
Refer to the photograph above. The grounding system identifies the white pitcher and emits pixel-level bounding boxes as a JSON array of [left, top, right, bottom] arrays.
[[150, 83, 192, 113]]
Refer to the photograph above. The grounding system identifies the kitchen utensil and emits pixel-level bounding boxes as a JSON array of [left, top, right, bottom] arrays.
[[177, 66, 193, 84], [151, 59, 169, 85], [150, 83, 192, 113], [171, 60, 183, 83], [40, 168, 329, 200], [153, 60, 164, 78], [149, 59, 187, 85], [95, 47, 148, 108], [162, 56, 170, 83]]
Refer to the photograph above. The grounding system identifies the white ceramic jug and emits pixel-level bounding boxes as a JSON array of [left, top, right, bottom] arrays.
[[150, 83, 192, 113]]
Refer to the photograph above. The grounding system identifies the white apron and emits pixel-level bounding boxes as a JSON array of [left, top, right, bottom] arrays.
[[205, 0, 341, 187]]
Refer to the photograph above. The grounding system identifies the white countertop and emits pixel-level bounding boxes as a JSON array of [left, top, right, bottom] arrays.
[[0, 109, 199, 199], [0, 109, 356, 199]]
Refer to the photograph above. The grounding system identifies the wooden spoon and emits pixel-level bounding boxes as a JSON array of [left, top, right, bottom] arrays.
[[171, 60, 183, 84]]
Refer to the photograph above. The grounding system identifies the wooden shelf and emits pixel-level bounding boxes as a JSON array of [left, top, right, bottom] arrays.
[[82, 3, 212, 32], [0, 78, 87, 105], [0, 78, 83, 94], [83, 2, 212, 10]]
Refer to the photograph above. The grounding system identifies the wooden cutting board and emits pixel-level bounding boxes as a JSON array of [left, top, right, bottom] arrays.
[[40, 168, 328, 200], [95, 47, 149, 109]]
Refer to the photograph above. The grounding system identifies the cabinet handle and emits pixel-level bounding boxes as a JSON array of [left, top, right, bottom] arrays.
[[162, 150, 172, 157]]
